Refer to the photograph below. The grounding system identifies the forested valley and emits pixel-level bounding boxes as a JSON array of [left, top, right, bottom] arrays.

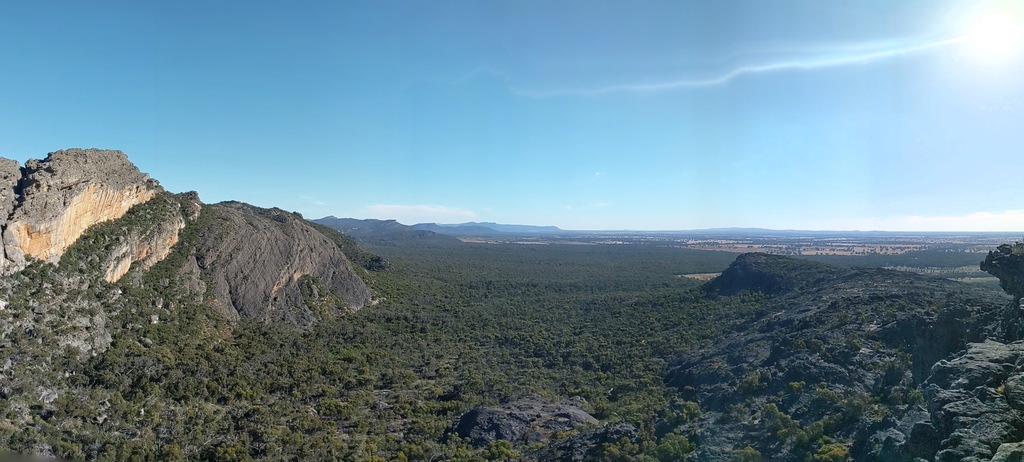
[[3, 200, 1019, 461]]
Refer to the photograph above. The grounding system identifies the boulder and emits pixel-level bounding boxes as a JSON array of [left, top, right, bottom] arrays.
[[449, 397, 599, 448]]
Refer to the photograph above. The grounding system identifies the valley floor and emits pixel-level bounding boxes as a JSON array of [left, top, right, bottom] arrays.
[[2, 224, 1016, 461]]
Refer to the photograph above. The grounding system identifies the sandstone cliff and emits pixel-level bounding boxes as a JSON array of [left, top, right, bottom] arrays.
[[89, 192, 200, 283], [0, 149, 161, 274], [193, 201, 372, 327]]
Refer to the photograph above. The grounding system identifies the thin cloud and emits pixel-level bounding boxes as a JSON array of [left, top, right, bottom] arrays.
[[513, 35, 968, 97], [825, 209, 1024, 232], [299, 195, 329, 207], [362, 204, 477, 224]]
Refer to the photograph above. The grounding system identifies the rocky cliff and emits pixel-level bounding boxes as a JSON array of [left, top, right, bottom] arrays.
[[97, 192, 198, 283], [0, 148, 372, 328], [0, 158, 20, 220], [0, 149, 161, 274]]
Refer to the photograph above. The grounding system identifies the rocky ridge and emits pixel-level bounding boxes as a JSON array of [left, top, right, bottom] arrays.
[[0, 149, 162, 274], [0, 148, 374, 334], [668, 253, 1010, 461]]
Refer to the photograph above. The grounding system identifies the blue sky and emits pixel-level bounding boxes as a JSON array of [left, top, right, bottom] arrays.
[[2, 0, 1023, 230]]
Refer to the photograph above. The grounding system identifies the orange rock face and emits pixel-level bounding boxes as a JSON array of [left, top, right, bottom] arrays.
[[6, 183, 157, 262], [101, 207, 186, 283]]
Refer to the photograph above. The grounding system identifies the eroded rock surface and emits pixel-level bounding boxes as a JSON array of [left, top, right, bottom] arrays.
[[666, 253, 1008, 461], [195, 201, 372, 327], [910, 340, 1024, 462], [0, 149, 160, 273], [98, 192, 200, 283], [449, 397, 599, 448]]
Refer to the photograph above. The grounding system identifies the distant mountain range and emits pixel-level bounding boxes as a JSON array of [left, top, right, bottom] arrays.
[[411, 222, 564, 236], [312, 216, 461, 244], [313, 217, 567, 238], [314, 218, 1024, 239]]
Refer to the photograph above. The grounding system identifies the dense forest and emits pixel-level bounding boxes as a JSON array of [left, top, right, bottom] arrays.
[[0, 205, 768, 460]]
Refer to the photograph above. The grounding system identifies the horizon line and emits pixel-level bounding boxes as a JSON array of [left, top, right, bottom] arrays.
[[314, 216, 1024, 234]]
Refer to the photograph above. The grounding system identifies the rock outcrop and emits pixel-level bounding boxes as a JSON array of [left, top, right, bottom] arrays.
[[0, 149, 374, 329], [449, 397, 600, 448], [1, 192, 205, 358], [982, 242, 1024, 306], [0, 149, 161, 274], [193, 201, 372, 327], [0, 158, 20, 220], [866, 340, 1024, 462], [703, 252, 846, 297], [666, 253, 1009, 461], [531, 423, 642, 462], [97, 192, 200, 283]]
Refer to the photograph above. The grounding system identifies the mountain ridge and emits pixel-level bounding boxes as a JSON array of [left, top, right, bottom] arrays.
[[0, 149, 374, 330], [312, 216, 460, 245], [0, 149, 163, 275]]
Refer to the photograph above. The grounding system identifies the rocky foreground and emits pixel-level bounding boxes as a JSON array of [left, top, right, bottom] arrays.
[[441, 252, 1024, 461], [666, 253, 1024, 461]]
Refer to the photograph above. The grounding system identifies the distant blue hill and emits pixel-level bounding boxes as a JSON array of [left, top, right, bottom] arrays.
[[312, 216, 461, 244], [412, 222, 564, 236]]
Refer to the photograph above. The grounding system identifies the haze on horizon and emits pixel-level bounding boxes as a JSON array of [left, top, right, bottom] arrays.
[[2, 1, 1023, 232]]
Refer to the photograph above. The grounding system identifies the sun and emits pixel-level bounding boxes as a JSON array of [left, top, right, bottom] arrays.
[[964, 11, 1024, 58]]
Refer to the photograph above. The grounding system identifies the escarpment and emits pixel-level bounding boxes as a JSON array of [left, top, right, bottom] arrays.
[[0, 149, 161, 273]]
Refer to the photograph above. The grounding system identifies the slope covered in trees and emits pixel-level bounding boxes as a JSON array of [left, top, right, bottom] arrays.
[[2, 180, 1021, 460]]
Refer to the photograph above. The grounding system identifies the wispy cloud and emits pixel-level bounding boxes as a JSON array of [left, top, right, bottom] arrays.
[[362, 204, 477, 224], [824, 209, 1024, 232], [299, 195, 329, 207], [564, 202, 614, 212], [512, 35, 968, 97]]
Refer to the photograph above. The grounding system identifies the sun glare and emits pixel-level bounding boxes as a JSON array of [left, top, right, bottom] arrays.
[[965, 11, 1024, 58]]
